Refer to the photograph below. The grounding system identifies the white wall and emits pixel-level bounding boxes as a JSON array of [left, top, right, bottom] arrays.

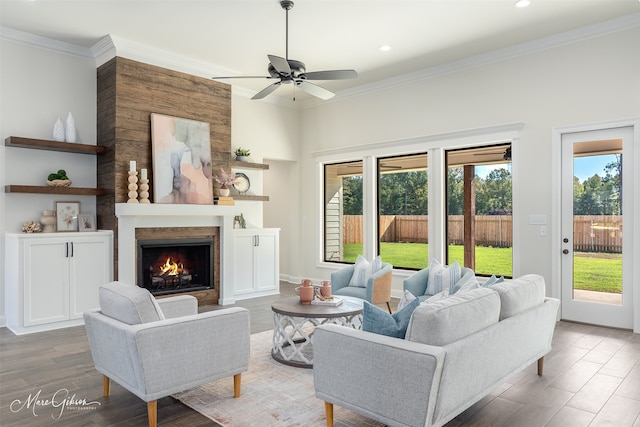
[[0, 39, 97, 325], [297, 28, 640, 296]]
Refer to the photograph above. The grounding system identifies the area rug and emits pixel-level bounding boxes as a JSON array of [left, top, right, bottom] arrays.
[[173, 330, 384, 427]]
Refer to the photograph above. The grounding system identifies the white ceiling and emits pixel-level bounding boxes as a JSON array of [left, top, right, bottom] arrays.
[[2, 0, 639, 102]]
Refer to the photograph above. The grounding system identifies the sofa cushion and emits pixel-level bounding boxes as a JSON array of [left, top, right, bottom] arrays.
[[490, 274, 546, 320], [406, 287, 500, 346], [362, 298, 420, 338], [99, 281, 165, 325], [348, 255, 382, 288], [397, 289, 417, 311]]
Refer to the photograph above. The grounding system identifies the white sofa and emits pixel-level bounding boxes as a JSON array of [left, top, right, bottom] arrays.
[[313, 274, 560, 427]]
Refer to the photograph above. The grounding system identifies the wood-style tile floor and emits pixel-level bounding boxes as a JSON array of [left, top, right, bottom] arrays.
[[1, 282, 639, 426]]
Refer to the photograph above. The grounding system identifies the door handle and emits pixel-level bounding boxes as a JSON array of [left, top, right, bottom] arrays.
[[563, 249, 569, 254], [70, 241, 74, 257], [65, 242, 69, 258]]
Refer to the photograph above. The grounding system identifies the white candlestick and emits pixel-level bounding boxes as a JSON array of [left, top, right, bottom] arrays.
[[141, 168, 147, 180], [130, 160, 136, 172]]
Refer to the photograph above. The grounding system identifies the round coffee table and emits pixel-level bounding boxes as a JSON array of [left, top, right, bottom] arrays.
[[271, 296, 363, 368]]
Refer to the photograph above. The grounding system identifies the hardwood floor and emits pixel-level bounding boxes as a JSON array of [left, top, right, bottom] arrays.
[[1, 282, 639, 426]]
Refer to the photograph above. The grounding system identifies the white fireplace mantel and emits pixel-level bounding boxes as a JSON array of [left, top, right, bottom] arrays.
[[115, 203, 241, 305]]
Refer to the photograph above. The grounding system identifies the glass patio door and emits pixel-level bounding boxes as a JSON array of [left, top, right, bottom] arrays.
[[560, 127, 633, 329]]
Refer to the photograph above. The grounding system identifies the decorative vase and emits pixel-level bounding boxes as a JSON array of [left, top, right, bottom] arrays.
[[40, 210, 56, 233], [299, 279, 314, 305], [53, 117, 65, 142], [65, 112, 76, 143], [320, 281, 332, 298], [219, 186, 230, 197], [236, 155, 249, 162]]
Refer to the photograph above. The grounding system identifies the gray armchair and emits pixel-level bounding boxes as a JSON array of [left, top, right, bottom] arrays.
[[331, 262, 393, 313], [83, 281, 250, 427]]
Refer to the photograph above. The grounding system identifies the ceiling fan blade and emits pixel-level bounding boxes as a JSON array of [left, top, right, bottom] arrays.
[[251, 82, 281, 100], [303, 70, 358, 80], [296, 81, 334, 100], [268, 55, 292, 76], [212, 76, 274, 79]]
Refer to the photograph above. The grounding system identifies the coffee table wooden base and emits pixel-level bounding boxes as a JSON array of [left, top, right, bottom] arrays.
[[271, 296, 363, 368]]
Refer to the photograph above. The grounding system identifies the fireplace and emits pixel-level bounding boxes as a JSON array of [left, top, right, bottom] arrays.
[[137, 237, 214, 296]]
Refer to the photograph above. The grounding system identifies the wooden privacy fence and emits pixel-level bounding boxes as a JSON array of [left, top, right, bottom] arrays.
[[343, 215, 622, 253]]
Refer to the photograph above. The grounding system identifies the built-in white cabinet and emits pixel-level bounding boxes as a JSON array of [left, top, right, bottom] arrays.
[[232, 228, 279, 299], [5, 231, 113, 335]]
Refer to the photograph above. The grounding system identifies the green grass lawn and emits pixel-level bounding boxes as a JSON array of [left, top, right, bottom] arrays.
[[343, 243, 622, 293]]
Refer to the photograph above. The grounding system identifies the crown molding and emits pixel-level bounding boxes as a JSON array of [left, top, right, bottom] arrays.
[[0, 26, 93, 59]]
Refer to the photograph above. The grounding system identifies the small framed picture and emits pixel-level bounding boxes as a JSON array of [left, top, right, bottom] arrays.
[[78, 214, 96, 232], [55, 201, 80, 232]]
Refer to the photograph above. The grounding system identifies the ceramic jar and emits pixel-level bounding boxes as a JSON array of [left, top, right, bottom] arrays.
[[320, 280, 332, 298], [40, 210, 56, 233], [299, 279, 314, 305], [65, 112, 76, 143]]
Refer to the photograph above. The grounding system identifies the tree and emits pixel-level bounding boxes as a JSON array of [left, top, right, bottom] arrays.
[[342, 176, 363, 215], [447, 168, 463, 215]]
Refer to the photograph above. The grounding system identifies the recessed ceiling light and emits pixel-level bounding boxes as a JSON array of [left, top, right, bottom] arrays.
[[515, 0, 530, 7], [379, 44, 391, 52]]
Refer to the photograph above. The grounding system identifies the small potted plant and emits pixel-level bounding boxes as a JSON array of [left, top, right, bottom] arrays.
[[234, 147, 251, 162], [213, 168, 238, 196]]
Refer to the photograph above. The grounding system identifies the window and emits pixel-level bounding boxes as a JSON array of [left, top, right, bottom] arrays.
[[445, 144, 513, 277], [377, 153, 428, 269], [324, 161, 363, 262]]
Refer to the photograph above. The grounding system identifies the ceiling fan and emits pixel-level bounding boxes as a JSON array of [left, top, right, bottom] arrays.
[[213, 0, 358, 101]]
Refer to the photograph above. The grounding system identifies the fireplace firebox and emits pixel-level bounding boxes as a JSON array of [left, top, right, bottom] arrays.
[[137, 237, 214, 296]]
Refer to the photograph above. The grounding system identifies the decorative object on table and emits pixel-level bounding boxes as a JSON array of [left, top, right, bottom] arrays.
[[47, 169, 72, 186], [22, 221, 41, 233], [151, 113, 213, 205], [40, 209, 56, 233], [233, 172, 250, 193], [213, 196, 234, 206], [138, 168, 150, 204], [65, 112, 76, 143], [78, 214, 96, 232], [52, 117, 65, 142], [299, 279, 314, 305], [311, 296, 343, 306], [234, 147, 250, 162], [213, 167, 238, 197], [55, 201, 80, 232], [320, 280, 332, 298]]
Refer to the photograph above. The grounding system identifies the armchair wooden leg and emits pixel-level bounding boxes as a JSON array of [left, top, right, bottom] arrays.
[[386, 301, 392, 313], [147, 400, 157, 427], [233, 373, 242, 398], [324, 401, 334, 427], [537, 357, 544, 376], [103, 375, 110, 397]]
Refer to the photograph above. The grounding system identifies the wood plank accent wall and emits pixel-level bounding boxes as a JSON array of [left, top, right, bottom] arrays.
[[96, 56, 232, 280]]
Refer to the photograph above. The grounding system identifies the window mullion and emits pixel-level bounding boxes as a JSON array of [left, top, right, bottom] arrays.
[[362, 156, 377, 261]]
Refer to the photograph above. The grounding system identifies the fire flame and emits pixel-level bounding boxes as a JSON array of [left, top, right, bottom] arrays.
[[159, 257, 182, 276]]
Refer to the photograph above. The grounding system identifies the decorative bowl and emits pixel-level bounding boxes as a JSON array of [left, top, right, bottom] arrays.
[[47, 179, 72, 187]]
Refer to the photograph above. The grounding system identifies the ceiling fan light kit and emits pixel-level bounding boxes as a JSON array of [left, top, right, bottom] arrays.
[[213, 0, 357, 101]]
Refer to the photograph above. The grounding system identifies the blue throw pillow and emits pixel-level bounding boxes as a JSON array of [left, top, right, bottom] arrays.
[[482, 275, 505, 287], [362, 297, 420, 338]]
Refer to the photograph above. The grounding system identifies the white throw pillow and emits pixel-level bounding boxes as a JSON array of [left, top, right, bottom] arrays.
[[428, 261, 462, 295], [348, 255, 382, 288], [397, 289, 417, 311], [426, 259, 444, 295]]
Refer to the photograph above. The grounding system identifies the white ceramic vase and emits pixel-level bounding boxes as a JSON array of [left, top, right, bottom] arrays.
[[219, 187, 230, 197], [65, 112, 76, 143], [53, 117, 65, 142]]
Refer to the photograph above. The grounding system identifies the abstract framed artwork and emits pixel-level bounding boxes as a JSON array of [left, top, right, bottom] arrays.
[[150, 113, 213, 204], [55, 201, 80, 232]]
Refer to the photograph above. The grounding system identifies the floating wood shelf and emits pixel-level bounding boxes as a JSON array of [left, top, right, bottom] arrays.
[[5, 185, 107, 196], [5, 136, 106, 155], [230, 160, 269, 170], [233, 194, 269, 202]]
